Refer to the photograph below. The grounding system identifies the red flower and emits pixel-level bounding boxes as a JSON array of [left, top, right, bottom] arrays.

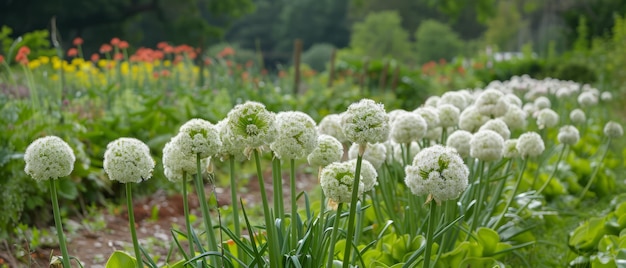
[[15, 46, 31, 65], [157, 42, 169, 49], [73, 37, 84, 46], [113, 53, 124, 61], [67, 48, 78, 57], [217, 46, 235, 58], [100, 44, 112, 53], [118, 41, 129, 49], [204, 58, 212, 66], [91, 53, 100, 62], [110, 37, 121, 46], [0, 55, 4, 64], [160, 69, 170, 77]]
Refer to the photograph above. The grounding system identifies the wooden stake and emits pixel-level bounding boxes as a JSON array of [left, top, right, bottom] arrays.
[[293, 39, 303, 95]]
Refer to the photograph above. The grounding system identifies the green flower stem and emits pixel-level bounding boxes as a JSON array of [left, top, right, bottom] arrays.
[[470, 161, 486, 232], [182, 172, 195, 260], [579, 138, 612, 200], [125, 183, 143, 268], [484, 159, 513, 227], [272, 157, 284, 220], [193, 155, 219, 266], [351, 200, 364, 262], [440, 200, 457, 252], [343, 144, 365, 268], [327, 203, 344, 268], [253, 150, 281, 268], [49, 179, 71, 268], [423, 200, 438, 268], [537, 145, 568, 195], [290, 158, 299, 249], [495, 157, 529, 228], [229, 157, 243, 260]]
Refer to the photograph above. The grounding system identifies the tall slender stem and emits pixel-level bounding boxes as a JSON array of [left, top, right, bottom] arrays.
[[327, 203, 344, 268], [125, 183, 143, 268], [253, 150, 281, 268], [193, 154, 219, 266], [229, 157, 243, 260], [182, 172, 195, 260], [537, 145, 568, 195], [343, 144, 365, 268], [423, 200, 438, 268], [495, 157, 529, 227], [290, 158, 299, 249], [579, 139, 612, 200], [49, 179, 71, 268]]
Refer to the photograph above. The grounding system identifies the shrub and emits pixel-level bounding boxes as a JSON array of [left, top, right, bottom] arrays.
[[301, 43, 335, 72], [414, 20, 463, 64], [349, 11, 412, 60]]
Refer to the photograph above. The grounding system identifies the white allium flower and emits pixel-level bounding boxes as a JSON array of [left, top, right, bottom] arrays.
[[459, 105, 489, 132], [439, 91, 467, 110], [162, 136, 197, 182], [536, 108, 559, 129], [104, 138, 155, 183], [341, 99, 389, 144], [534, 96, 551, 110], [307, 134, 343, 167], [320, 161, 364, 203], [522, 103, 538, 118], [318, 114, 348, 143], [176, 118, 221, 158], [387, 109, 409, 125], [516, 132, 545, 159], [390, 112, 427, 144], [569, 109, 586, 125], [216, 120, 247, 161], [425, 96, 440, 107], [479, 119, 511, 140], [437, 104, 460, 128], [24, 136, 75, 181], [474, 89, 509, 118], [348, 143, 386, 169], [558, 125, 580, 145], [470, 130, 504, 162], [604, 121, 624, 138], [446, 130, 473, 158], [499, 105, 527, 130], [226, 101, 277, 149], [503, 139, 519, 158], [601, 91, 613, 101], [270, 111, 318, 159], [578, 91, 598, 107], [425, 127, 443, 141], [348, 159, 378, 192], [503, 93, 523, 108], [404, 145, 469, 203]]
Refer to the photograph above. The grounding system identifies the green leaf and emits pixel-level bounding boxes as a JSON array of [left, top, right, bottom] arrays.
[[476, 228, 500, 256], [56, 178, 78, 200], [105, 251, 137, 268], [458, 257, 506, 268]]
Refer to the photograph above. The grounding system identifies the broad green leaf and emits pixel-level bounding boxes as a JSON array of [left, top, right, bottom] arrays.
[[105, 250, 137, 268]]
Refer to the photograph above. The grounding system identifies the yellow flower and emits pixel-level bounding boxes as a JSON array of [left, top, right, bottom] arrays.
[[39, 56, 50, 65], [28, 59, 41, 70]]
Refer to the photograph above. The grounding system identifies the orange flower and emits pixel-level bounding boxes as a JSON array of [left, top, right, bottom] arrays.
[[245, 60, 253, 68], [204, 58, 212, 66], [90, 53, 100, 62], [67, 48, 78, 57], [157, 42, 169, 50], [100, 44, 112, 53], [160, 69, 171, 77], [110, 37, 121, 46], [118, 41, 129, 49], [15, 46, 30, 65], [73, 37, 84, 46], [217, 46, 235, 58], [241, 71, 249, 81], [113, 52, 124, 61], [152, 71, 159, 79], [0, 55, 4, 64]]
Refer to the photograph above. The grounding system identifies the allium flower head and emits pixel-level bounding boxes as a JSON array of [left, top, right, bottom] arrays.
[[604, 121, 624, 138], [474, 89, 509, 118], [414, 107, 440, 130], [348, 143, 386, 169], [601, 91, 613, 102], [446, 130, 473, 158], [425, 96, 440, 107], [308, 134, 344, 167], [216, 120, 247, 161], [439, 91, 467, 110], [516, 132, 545, 159], [569, 109, 586, 125], [479, 119, 511, 140], [176, 118, 221, 158], [503, 93, 522, 108], [24, 136, 75, 181], [503, 139, 519, 158], [104, 138, 155, 183], [271, 111, 318, 159], [226, 101, 277, 149], [404, 145, 469, 204], [499, 105, 527, 131], [318, 114, 348, 143], [578, 91, 598, 107], [437, 104, 460, 128], [162, 135, 197, 182], [320, 161, 364, 203], [459, 105, 489, 132], [558, 125, 580, 145], [536, 108, 559, 129], [348, 159, 378, 192], [341, 99, 389, 144], [470, 130, 504, 162], [534, 96, 551, 109], [387, 109, 409, 125], [390, 112, 427, 144]]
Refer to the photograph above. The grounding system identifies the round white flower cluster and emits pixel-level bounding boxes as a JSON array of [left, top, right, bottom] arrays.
[[536, 108, 559, 129], [308, 134, 344, 167], [176, 118, 222, 158], [437, 104, 460, 128], [271, 111, 318, 159], [226, 101, 277, 149], [24, 136, 76, 181], [601, 91, 613, 102], [414, 107, 441, 140], [604, 121, 624, 138], [578, 91, 598, 107], [216, 120, 247, 161], [499, 105, 527, 130], [439, 91, 467, 110], [470, 130, 504, 162], [404, 145, 469, 203], [569, 109, 586, 125], [348, 159, 378, 192], [459, 105, 489, 132], [390, 112, 427, 144], [503, 139, 519, 158], [320, 161, 364, 203], [104, 138, 155, 183], [516, 132, 545, 159], [318, 114, 348, 143], [479, 119, 511, 140], [474, 89, 509, 118], [341, 99, 389, 144], [446, 130, 473, 158], [348, 143, 387, 169], [534, 96, 551, 109], [425, 96, 440, 107], [557, 125, 580, 145], [162, 137, 197, 182]]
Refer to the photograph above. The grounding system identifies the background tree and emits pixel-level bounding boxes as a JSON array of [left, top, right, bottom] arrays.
[[414, 20, 463, 63], [349, 11, 412, 59]]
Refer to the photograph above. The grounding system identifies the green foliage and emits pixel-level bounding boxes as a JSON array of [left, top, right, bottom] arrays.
[[0, 26, 56, 62], [483, 1, 525, 52], [105, 250, 138, 268], [414, 20, 463, 64], [349, 11, 412, 60], [302, 43, 335, 72]]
